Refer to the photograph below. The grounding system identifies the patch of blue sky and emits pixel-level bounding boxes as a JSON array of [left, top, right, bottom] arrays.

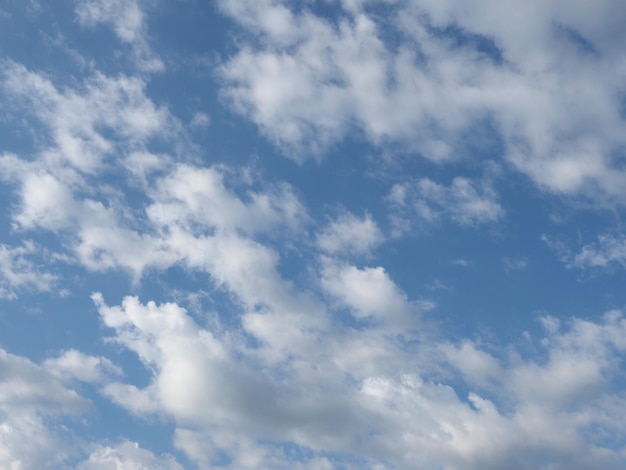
[[427, 22, 504, 65]]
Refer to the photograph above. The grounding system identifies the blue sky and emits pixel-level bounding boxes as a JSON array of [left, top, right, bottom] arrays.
[[1, 0, 626, 468]]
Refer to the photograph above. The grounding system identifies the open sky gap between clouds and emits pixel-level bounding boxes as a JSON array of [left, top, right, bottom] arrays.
[[1, 0, 626, 468]]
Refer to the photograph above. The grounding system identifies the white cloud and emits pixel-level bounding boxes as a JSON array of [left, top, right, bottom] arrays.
[[0, 241, 56, 299], [74, 0, 163, 71], [319, 259, 419, 329], [316, 211, 383, 256], [77, 441, 184, 470], [0, 66, 184, 278], [147, 164, 308, 237], [573, 234, 626, 269], [0, 348, 119, 469], [1, 64, 172, 174], [388, 176, 503, 230], [2, 4, 626, 467], [441, 341, 503, 388], [12, 171, 79, 230], [218, 0, 626, 201], [4, 52, 623, 466], [90, 289, 626, 469], [44, 349, 123, 383], [543, 233, 626, 272]]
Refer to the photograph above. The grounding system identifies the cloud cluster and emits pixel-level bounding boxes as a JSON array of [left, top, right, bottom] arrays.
[[6, 56, 624, 465], [0, 241, 56, 299], [544, 233, 626, 273], [218, 0, 626, 202], [1, 0, 626, 468], [89, 294, 626, 469], [387, 176, 503, 231], [75, 0, 163, 71], [0, 348, 119, 468], [573, 234, 626, 270], [77, 441, 184, 470]]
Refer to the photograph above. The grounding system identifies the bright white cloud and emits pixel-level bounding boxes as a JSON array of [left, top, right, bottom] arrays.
[[218, 0, 626, 201], [319, 259, 418, 328], [1, 64, 172, 174], [543, 233, 626, 272], [92, 292, 626, 469], [147, 163, 307, 237], [0, 348, 119, 469], [44, 349, 123, 383], [316, 211, 383, 256]]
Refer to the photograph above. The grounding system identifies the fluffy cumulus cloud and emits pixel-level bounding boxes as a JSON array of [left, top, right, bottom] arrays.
[[0, 62, 171, 176], [316, 211, 383, 256], [89, 294, 626, 469], [1, 0, 626, 469], [218, 0, 626, 201], [0, 348, 119, 469]]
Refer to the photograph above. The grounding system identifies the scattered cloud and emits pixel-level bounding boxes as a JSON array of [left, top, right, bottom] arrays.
[[74, 0, 163, 71], [543, 233, 626, 272], [89, 292, 626, 469], [0, 348, 119, 469], [1, 63, 172, 176], [77, 441, 184, 470], [0, 241, 57, 299], [388, 176, 503, 231], [319, 259, 419, 329], [1, 1, 626, 469], [190, 112, 211, 130], [218, 0, 626, 201], [316, 211, 383, 256]]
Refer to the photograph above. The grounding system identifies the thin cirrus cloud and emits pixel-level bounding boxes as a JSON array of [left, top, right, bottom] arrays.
[[0, 0, 625, 469]]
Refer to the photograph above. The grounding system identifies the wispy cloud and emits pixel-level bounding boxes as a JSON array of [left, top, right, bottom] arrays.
[[74, 0, 163, 71], [388, 176, 503, 231], [0, 242, 57, 299], [543, 233, 626, 272]]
